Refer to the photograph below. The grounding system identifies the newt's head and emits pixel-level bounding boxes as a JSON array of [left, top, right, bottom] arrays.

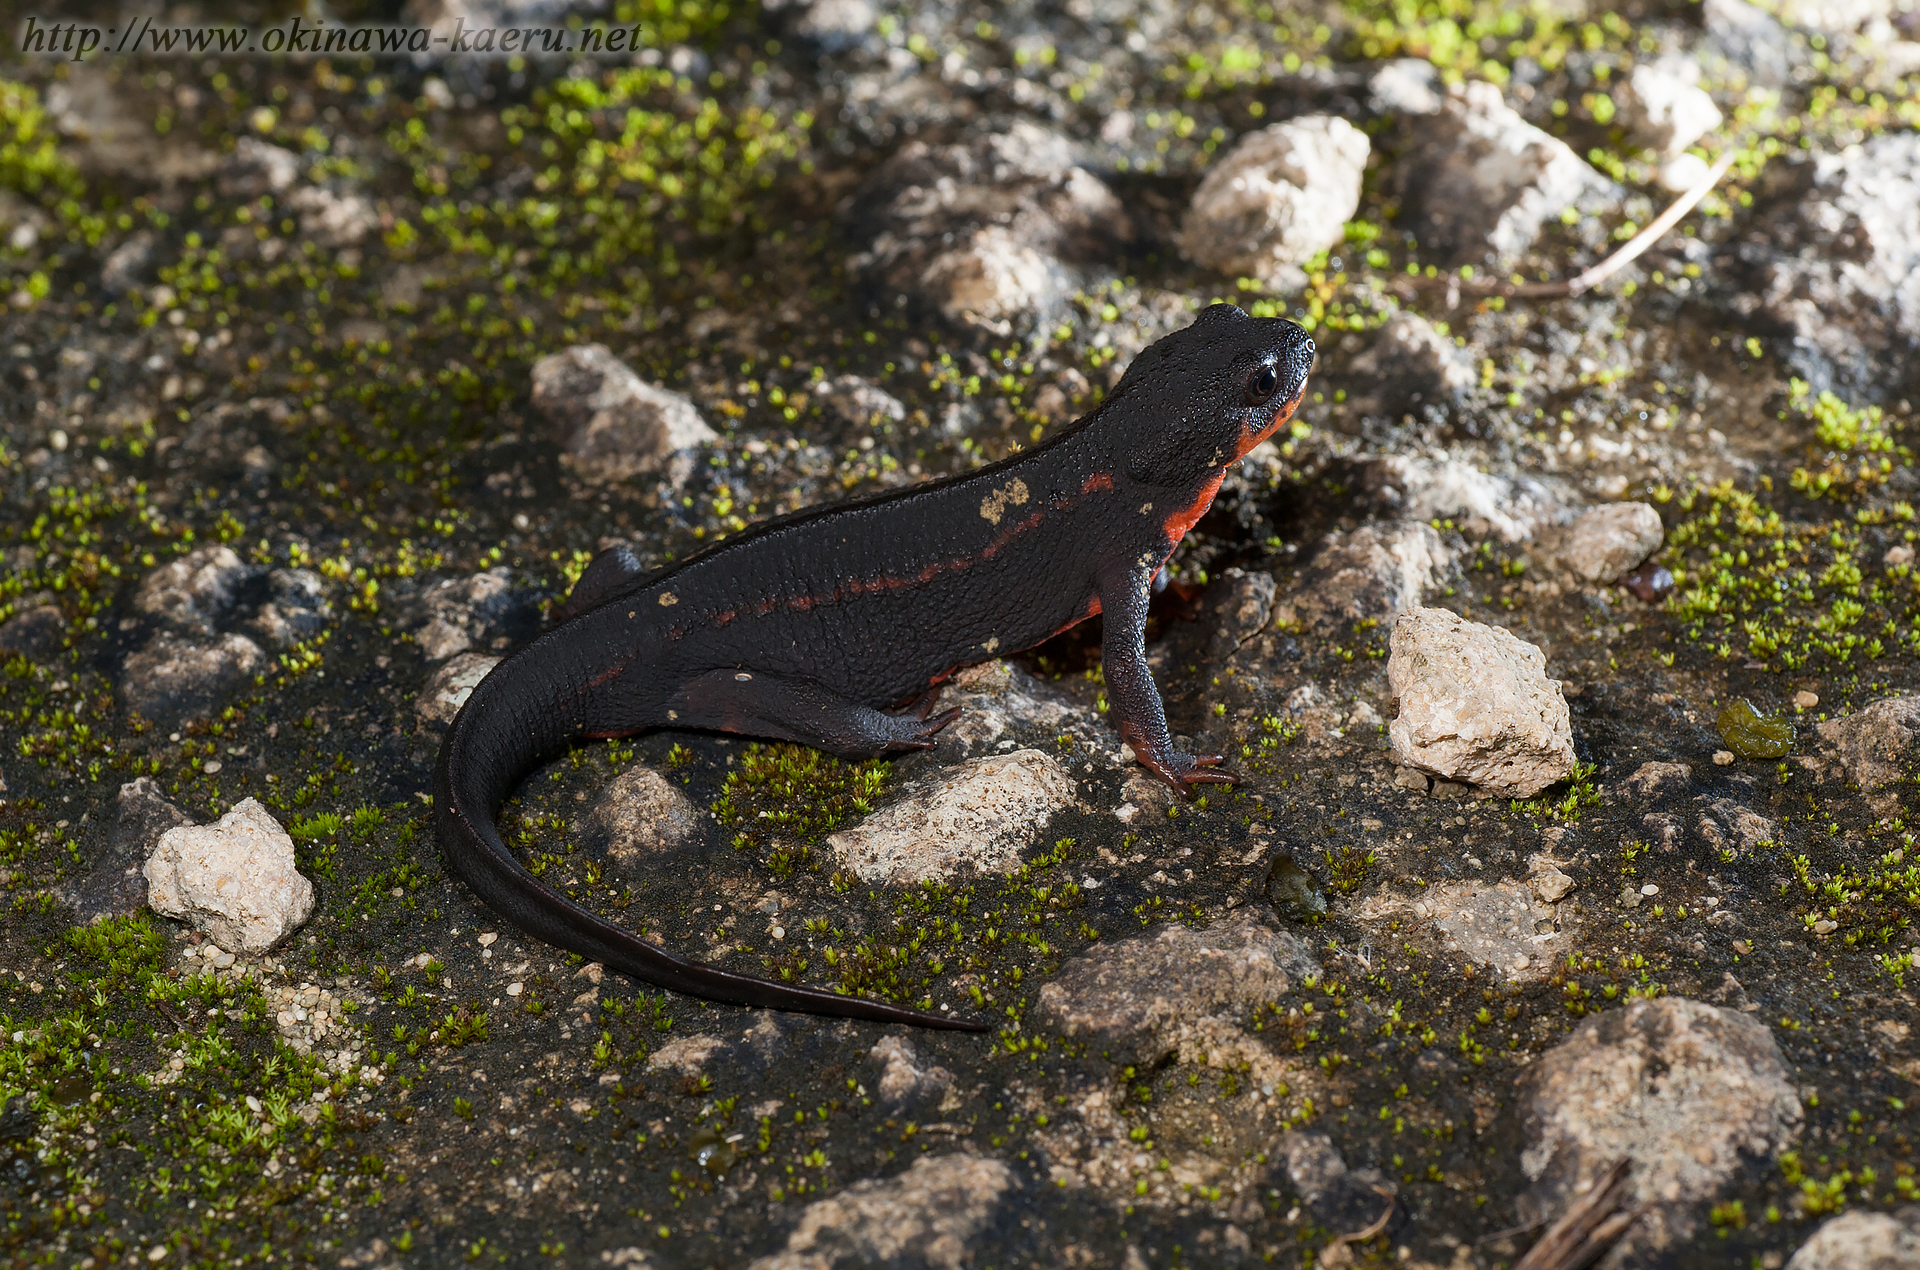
[[1109, 303, 1315, 485]]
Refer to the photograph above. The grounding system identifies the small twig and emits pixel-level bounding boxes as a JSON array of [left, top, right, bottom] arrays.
[[1400, 149, 1738, 303], [1325, 1185, 1397, 1253], [1511, 1159, 1647, 1270]]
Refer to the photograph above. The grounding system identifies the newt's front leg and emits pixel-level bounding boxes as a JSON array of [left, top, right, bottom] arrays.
[[1097, 564, 1238, 796]]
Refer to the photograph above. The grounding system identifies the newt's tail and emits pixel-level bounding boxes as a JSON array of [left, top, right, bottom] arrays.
[[431, 646, 990, 1032]]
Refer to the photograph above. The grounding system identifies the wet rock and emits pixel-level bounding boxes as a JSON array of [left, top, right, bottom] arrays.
[[0, 604, 65, 660], [1516, 997, 1802, 1259], [144, 798, 316, 954], [219, 138, 301, 199], [99, 230, 157, 294], [1386, 607, 1575, 798], [244, 569, 331, 650], [1391, 81, 1618, 264], [1365, 454, 1564, 543], [1785, 1206, 1920, 1270], [580, 765, 707, 864], [133, 545, 258, 635], [842, 121, 1131, 332], [1620, 760, 1692, 800], [748, 1152, 1017, 1270], [1557, 502, 1665, 583], [1033, 911, 1319, 1064], [1178, 116, 1369, 282], [121, 632, 266, 725], [1617, 61, 1724, 158], [1275, 1132, 1397, 1237], [1815, 696, 1920, 811], [1740, 133, 1920, 395], [74, 778, 193, 925], [415, 653, 501, 727], [866, 1036, 956, 1112], [531, 344, 718, 485], [287, 185, 376, 247], [1413, 880, 1560, 979], [816, 375, 907, 427], [1344, 312, 1475, 412], [1264, 851, 1328, 923], [828, 749, 1076, 884], [1273, 522, 1450, 634], [407, 567, 539, 661]]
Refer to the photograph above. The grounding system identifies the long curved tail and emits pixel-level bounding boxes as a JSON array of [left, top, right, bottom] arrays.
[[431, 652, 990, 1032]]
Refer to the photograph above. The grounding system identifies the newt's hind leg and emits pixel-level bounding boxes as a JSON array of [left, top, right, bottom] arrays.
[[672, 669, 959, 758]]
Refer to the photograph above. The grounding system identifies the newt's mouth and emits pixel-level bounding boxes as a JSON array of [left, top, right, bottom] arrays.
[[1235, 380, 1310, 459]]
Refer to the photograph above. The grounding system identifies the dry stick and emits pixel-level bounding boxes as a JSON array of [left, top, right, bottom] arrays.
[[1323, 1184, 1397, 1258], [1405, 149, 1739, 303], [1511, 1158, 1648, 1270]]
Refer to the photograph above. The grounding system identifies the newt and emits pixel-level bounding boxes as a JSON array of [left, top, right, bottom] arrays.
[[434, 303, 1314, 1031]]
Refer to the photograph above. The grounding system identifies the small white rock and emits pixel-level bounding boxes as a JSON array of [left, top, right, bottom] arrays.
[[1559, 503, 1665, 582], [1713, 750, 1737, 766], [1618, 61, 1724, 157], [1179, 115, 1370, 280], [531, 344, 717, 485], [143, 798, 315, 954], [1387, 607, 1574, 798], [829, 749, 1077, 884]]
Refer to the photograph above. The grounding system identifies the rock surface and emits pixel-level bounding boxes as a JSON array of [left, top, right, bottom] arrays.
[[406, 567, 539, 661], [1557, 502, 1666, 582], [748, 1153, 1017, 1270], [133, 545, 256, 635], [1517, 997, 1803, 1257], [121, 631, 266, 725], [1413, 879, 1561, 979], [828, 748, 1076, 884], [415, 653, 500, 726], [1179, 115, 1369, 281], [579, 764, 707, 864], [1816, 695, 1920, 810], [1743, 133, 1920, 394], [0, 604, 64, 659], [1387, 607, 1575, 797], [1034, 911, 1319, 1063], [143, 798, 316, 954], [1275, 1132, 1397, 1238], [1620, 760, 1692, 800], [1391, 81, 1618, 264], [1344, 311, 1475, 413], [74, 778, 193, 924], [842, 121, 1130, 330], [866, 1036, 956, 1112], [1273, 522, 1451, 633], [1785, 1206, 1920, 1270], [531, 344, 718, 484], [1618, 61, 1724, 157]]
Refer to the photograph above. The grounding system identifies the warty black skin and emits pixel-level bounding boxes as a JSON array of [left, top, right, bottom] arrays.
[[434, 303, 1315, 1031]]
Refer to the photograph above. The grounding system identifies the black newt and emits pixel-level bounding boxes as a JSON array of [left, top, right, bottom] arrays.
[[434, 303, 1315, 1031]]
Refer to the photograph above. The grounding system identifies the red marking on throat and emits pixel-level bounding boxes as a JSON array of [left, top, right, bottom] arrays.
[[1234, 388, 1307, 459], [1161, 471, 1225, 547], [1082, 471, 1115, 495]]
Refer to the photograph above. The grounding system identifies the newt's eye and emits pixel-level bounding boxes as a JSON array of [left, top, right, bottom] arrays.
[[1244, 365, 1279, 406]]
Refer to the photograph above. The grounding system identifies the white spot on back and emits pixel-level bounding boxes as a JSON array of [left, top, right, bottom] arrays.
[[658, 592, 678, 607]]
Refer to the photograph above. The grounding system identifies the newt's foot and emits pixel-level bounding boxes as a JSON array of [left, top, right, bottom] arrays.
[[1138, 748, 1240, 797], [885, 703, 961, 750]]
